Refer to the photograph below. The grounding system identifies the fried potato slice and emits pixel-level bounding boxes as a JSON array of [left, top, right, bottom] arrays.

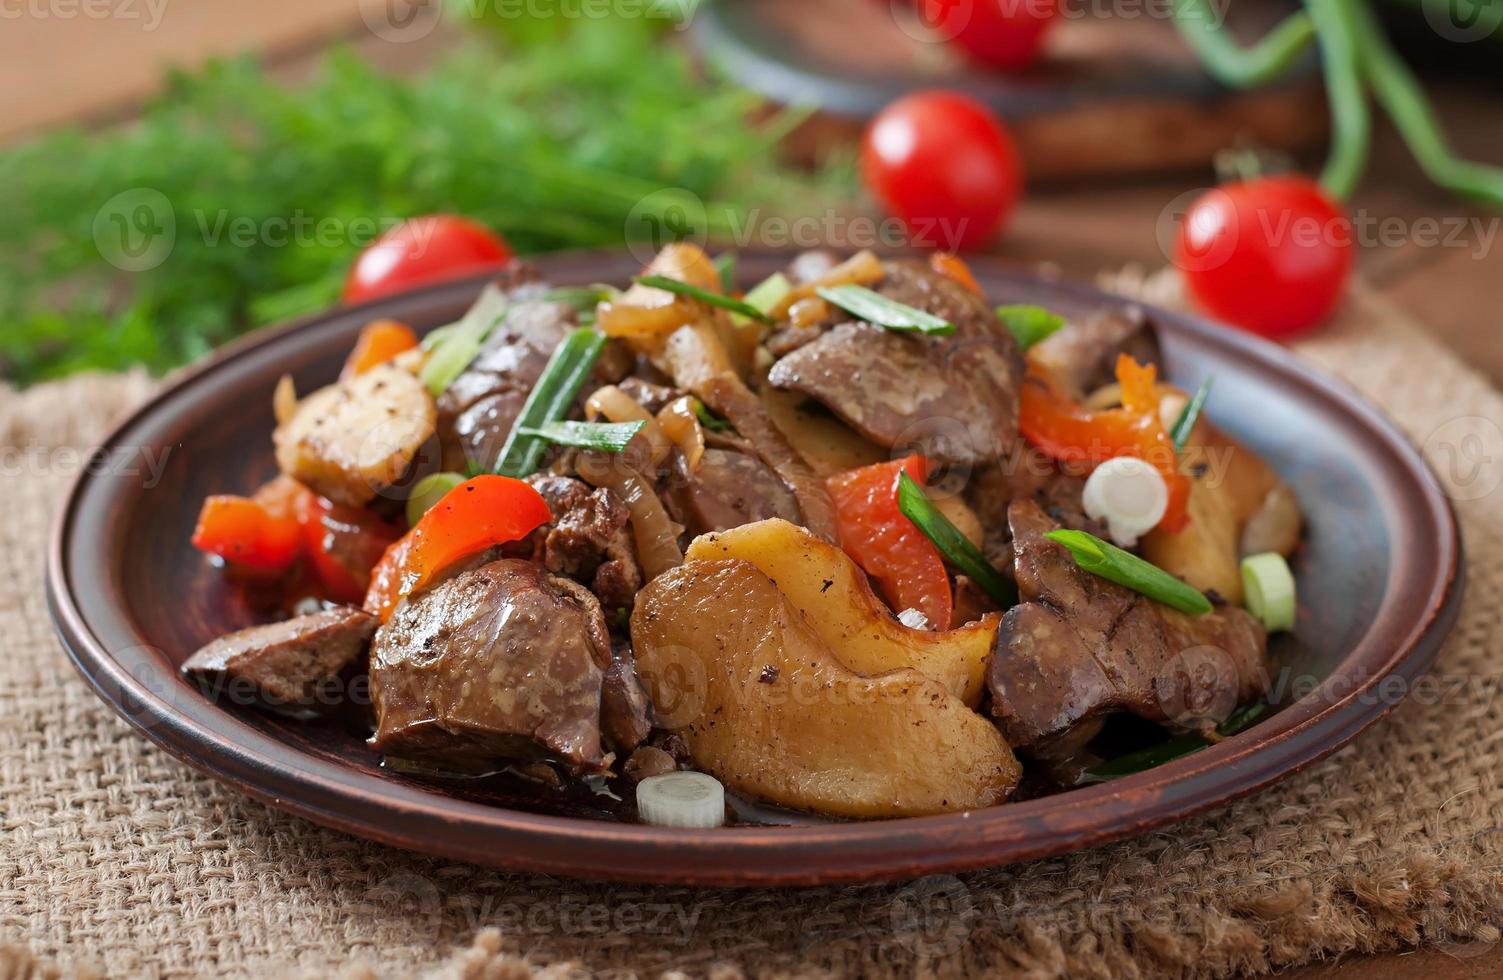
[[274, 364, 436, 508], [1142, 420, 1301, 604], [685, 519, 996, 707], [631, 556, 1019, 817]]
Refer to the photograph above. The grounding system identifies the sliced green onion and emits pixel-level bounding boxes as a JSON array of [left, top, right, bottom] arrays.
[[1170, 377, 1214, 453], [406, 471, 466, 527], [493, 328, 607, 478], [1085, 702, 1268, 780], [817, 284, 955, 336], [714, 252, 738, 293], [732, 271, 792, 325], [543, 284, 620, 315], [1045, 529, 1213, 615], [995, 304, 1065, 350], [1241, 552, 1297, 632], [519, 419, 646, 453], [633, 274, 769, 323], [419, 286, 509, 396], [897, 472, 1017, 609], [636, 771, 725, 828], [693, 398, 733, 432], [420, 324, 456, 352]]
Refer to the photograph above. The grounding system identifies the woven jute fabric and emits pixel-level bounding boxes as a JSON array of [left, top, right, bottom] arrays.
[[3, 278, 1501, 979]]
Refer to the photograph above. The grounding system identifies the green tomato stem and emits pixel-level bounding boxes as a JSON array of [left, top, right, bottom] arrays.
[[1348, 1, 1503, 209], [1170, 0, 1316, 88], [1306, 0, 1371, 201]]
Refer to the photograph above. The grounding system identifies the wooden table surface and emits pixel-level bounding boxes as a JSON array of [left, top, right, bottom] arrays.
[[1, 5, 1499, 976]]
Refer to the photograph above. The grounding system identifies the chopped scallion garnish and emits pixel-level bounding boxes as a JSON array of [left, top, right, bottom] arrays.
[[519, 419, 647, 453], [633, 274, 769, 323], [1045, 529, 1213, 615], [543, 284, 620, 314], [1241, 552, 1297, 632], [897, 472, 1017, 609], [493, 328, 607, 477], [995, 304, 1065, 350], [1084, 702, 1268, 780], [714, 252, 738, 293], [1170, 377, 1214, 452], [406, 471, 466, 527], [732, 271, 792, 326], [817, 284, 955, 335], [419, 285, 509, 396], [693, 398, 734, 432]]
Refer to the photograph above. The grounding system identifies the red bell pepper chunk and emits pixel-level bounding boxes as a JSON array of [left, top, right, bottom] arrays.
[[341, 319, 419, 381], [296, 492, 404, 604], [1019, 353, 1190, 533], [827, 456, 953, 631], [363, 475, 551, 621], [929, 252, 982, 295], [192, 492, 301, 573]]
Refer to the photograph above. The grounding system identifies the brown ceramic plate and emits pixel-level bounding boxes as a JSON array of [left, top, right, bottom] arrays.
[[48, 249, 1463, 886]]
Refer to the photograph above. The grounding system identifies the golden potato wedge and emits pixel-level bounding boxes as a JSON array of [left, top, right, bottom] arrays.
[[631, 557, 1019, 817], [273, 364, 436, 508], [685, 519, 996, 707], [1143, 420, 1301, 605]]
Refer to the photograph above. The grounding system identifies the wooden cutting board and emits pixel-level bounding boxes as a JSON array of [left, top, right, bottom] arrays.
[[691, 0, 1331, 181]]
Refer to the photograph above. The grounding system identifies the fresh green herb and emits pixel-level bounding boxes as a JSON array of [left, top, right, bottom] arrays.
[[493, 328, 607, 477], [1045, 529, 1213, 615], [1085, 702, 1269, 780], [732, 272, 792, 326], [1241, 552, 1297, 632], [633, 275, 769, 323], [543, 284, 620, 328], [693, 399, 734, 432], [995, 304, 1065, 350], [406, 471, 466, 527], [419, 286, 509, 396], [1170, 377, 1214, 452], [816, 284, 955, 336], [897, 472, 1017, 609], [0, 22, 852, 385], [519, 419, 646, 453], [714, 252, 738, 294], [420, 324, 457, 352], [543, 285, 620, 313]]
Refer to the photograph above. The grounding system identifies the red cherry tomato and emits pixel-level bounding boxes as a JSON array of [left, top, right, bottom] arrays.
[[920, 0, 1059, 72], [1175, 176, 1354, 339], [344, 215, 514, 304], [862, 90, 1022, 251]]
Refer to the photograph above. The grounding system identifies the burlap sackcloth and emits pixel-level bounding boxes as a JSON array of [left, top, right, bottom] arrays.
[[2, 275, 1501, 980]]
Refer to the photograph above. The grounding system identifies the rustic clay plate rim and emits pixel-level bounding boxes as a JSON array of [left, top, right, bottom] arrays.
[[48, 249, 1464, 886]]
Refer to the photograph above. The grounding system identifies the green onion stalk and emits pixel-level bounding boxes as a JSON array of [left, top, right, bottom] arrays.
[[1171, 0, 1503, 207]]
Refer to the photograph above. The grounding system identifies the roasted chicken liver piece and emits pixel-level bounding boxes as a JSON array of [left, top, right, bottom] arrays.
[[525, 473, 644, 612], [766, 260, 1025, 468], [988, 500, 1268, 749], [369, 559, 626, 771], [664, 448, 801, 538], [181, 606, 378, 714]]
